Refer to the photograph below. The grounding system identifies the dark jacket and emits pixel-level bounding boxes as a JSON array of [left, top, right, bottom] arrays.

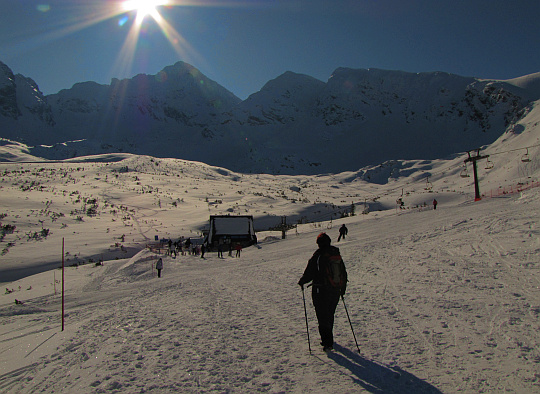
[[299, 245, 347, 295]]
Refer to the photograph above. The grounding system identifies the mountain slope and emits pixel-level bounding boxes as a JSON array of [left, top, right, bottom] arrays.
[[505, 71, 540, 100], [0, 60, 537, 174]]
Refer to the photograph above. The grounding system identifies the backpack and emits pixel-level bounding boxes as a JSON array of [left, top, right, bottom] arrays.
[[319, 250, 347, 290]]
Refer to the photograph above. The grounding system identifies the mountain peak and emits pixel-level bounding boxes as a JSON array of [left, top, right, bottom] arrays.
[[0, 59, 535, 174], [0, 61, 15, 80], [160, 61, 199, 78], [246, 71, 324, 100]]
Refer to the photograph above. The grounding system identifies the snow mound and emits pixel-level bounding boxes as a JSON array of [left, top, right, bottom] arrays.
[[119, 248, 159, 271], [0, 139, 47, 162]]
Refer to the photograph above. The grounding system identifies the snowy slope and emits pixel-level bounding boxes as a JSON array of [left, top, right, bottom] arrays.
[[505, 71, 540, 100], [0, 177, 538, 393]]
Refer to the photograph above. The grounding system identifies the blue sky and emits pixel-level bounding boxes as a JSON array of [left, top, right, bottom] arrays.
[[0, 0, 538, 99]]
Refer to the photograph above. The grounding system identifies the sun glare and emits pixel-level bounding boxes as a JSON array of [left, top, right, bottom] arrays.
[[122, 0, 168, 20]]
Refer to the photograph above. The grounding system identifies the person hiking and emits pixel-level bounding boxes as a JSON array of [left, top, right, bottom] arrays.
[[217, 238, 224, 258], [170, 241, 177, 258], [177, 238, 184, 255], [235, 243, 242, 257], [298, 233, 347, 352], [337, 224, 348, 242], [227, 238, 233, 257], [156, 258, 163, 278]]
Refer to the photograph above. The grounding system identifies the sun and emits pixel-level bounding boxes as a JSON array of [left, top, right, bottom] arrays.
[[122, 0, 168, 20]]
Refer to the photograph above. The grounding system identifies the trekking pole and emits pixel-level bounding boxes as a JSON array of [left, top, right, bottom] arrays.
[[341, 295, 360, 354], [301, 286, 312, 354]]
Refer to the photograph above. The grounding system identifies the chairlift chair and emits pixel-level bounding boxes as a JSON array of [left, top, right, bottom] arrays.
[[485, 158, 494, 169], [460, 166, 470, 178]]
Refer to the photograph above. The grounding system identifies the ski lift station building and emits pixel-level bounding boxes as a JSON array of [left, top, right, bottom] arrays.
[[206, 215, 257, 247]]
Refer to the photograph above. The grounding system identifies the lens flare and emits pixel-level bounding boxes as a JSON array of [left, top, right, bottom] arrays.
[[122, 0, 169, 19], [118, 15, 129, 27], [36, 4, 51, 13]]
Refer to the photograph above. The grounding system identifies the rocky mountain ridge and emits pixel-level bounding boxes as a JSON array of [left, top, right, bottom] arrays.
[[0, 60, 537, 174]]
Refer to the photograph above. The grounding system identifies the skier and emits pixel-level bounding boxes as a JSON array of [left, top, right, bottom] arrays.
[[433, 199, 438, 210], [156, 257, 163, 278], [298, 233, 347, 352], [337, 224, 348, 242]]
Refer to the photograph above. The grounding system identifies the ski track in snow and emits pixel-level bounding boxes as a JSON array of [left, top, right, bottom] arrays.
[[343, 197, 540, 393], [1, 191, 539, 393]]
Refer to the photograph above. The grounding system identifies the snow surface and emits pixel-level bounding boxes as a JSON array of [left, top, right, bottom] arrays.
[[505, 72, 540, 101], [1, 103, 539, 392]]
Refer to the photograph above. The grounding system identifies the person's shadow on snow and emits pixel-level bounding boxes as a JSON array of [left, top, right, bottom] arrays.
[[324, 344, 443, 393]]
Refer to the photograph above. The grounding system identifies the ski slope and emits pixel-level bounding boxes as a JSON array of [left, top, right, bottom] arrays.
[[1, 188, 539, 393]]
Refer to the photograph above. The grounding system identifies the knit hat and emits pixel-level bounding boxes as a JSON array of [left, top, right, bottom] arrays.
[[316, 232, 331, 247]]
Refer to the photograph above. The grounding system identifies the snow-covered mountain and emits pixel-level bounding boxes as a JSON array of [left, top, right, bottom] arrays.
[[0, 62, 55, 143], [0, 60, 538, 174]]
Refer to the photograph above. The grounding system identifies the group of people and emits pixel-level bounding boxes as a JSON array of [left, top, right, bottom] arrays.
[[397, 198, 439, 210], [167, 238, 207, 258], [156, 237, 245, 277], [217, 238, 242, 258]]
